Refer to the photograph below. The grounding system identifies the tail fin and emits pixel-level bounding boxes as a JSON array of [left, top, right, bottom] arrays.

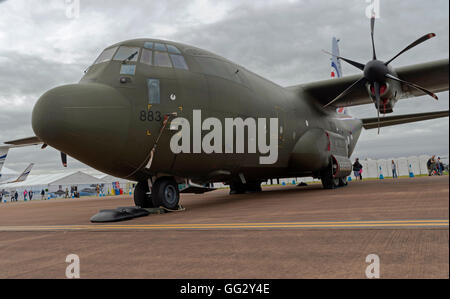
[[9, 163, 34, 183], [331, 37, 343, 78], [331, 37, 348, 115], [0, 147, 9, 178]]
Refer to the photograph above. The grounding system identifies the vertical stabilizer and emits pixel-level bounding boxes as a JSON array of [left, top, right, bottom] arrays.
[[331, 37, 347, 115], [10, 163, 34, 183], [0, 147, 9, 178]]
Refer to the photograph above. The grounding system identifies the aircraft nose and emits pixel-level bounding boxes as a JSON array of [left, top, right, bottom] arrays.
[[32, 83, 132, 175]]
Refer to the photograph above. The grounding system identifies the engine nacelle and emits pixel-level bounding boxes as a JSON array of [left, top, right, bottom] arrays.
[[366, 80, 402, 114]]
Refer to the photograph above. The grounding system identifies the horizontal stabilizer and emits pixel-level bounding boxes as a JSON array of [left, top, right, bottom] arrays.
[[362, 110, 449, 130]]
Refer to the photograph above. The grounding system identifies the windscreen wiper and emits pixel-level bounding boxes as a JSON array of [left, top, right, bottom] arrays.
[[122, 51, 138, 64]]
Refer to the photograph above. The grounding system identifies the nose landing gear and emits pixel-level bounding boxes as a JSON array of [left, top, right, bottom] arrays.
[[134, 177, 180, 210]]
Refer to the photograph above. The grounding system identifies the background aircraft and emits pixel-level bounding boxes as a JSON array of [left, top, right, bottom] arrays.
[[3, 17, 449, 209]]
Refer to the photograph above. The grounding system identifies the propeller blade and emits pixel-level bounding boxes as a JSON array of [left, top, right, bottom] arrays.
[[374, 81, 381, 134], [323, 77, 367, 108], [322, 50, 365, 71], [385, 74, 439, 100], [385, 33, 436, 65], [371, 16, 377, 60], [61, 152, 67, 167]]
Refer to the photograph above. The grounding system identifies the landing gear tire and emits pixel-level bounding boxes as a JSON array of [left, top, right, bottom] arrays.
[[133, 181, 155, 208], [338, 177, 348, 187], [229, 181, 262, 195], [320, 162, 340, 190], [152, 177, 180, 210]]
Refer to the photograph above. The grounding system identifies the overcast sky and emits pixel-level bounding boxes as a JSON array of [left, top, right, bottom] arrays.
[[0, 0, 448, 175]]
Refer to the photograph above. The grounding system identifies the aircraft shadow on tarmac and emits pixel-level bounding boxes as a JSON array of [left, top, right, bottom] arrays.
[[183, 183, 331, 211]]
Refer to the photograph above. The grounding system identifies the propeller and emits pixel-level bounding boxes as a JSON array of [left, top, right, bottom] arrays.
[[61, 152, 68, 168], [323, 17, 438, 133], [40, 143, 68, 167]]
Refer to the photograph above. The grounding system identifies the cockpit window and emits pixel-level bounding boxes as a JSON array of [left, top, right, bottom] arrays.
[[170, 54, 188, 70], [154, 51, 172, 68], [94, 47, 118, 64], [141, 49, 153, 65], [144, 42, 154, 49], [167, 45, 181, 54], [113, 46, 140, 62], [154, 43, 167, 52]]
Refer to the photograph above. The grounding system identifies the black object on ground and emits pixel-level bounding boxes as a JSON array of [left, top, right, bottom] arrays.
[[90, 206, 150, 223]]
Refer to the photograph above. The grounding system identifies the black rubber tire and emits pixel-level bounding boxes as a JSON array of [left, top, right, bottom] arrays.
[[152, 178, 180, 210], [133, 181, 154, 208], [229, 181, 245, 195], [339, 177, 348, 187], [245, 182, 262, 194], [321, 166, 339, 189]]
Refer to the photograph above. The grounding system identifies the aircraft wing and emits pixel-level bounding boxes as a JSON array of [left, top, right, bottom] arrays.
[[294, 59, 449, 108], [361, 110, 449, 130], [4, 136, 43, 147]]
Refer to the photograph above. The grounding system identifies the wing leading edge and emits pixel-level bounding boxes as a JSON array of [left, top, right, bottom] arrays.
[[361, 110, 449, 130]]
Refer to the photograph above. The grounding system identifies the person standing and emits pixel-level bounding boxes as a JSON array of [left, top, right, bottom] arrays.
[[41, 189, 45, 200], [391, 160, 398, 179], [14, 191, 18, 202], [353, 158, 363, 180], [437, 157, 443, 176], [29, 190, 33, 201], [23, 189, 28, 201]]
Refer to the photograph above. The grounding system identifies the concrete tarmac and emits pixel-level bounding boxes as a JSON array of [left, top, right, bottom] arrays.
[[0, 176, 448, 278]]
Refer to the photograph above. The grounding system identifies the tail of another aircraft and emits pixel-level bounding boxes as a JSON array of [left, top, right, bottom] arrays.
[[331, 37, 348, 116], [331, 37, 343, 79], [9, 163, 34, 183], [0, 147, 9, 179]]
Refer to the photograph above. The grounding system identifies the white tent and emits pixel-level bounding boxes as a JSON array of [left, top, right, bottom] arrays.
[[0, 166, 19, 183], [0, 171, 106, 201]]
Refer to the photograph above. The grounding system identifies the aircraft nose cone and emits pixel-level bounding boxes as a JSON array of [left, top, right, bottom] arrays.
[[32, 83, 133, 175], [32, 86, 67, 143]]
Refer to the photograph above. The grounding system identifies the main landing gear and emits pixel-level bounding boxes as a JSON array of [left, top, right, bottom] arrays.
[[134, 177, 180, 210], [320, 159, 348, 190], [229, 181, 262, 195]]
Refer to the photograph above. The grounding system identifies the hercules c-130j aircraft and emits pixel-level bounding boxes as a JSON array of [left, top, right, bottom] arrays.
[[2, 17, 449, 210]]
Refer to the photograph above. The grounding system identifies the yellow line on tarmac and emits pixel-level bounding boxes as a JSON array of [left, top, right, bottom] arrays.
[[0, 220, 447, 232]]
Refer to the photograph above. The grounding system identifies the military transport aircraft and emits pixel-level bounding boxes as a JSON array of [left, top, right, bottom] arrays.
[[2, 17, 449, 209]]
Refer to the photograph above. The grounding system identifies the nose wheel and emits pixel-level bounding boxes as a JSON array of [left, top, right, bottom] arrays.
[[133, 181, 155, 208], [151, 177, 180, 210]]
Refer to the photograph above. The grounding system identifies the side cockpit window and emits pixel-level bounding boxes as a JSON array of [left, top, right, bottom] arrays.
[[170, 54, 188, 70], [94, 47, 118, 65]]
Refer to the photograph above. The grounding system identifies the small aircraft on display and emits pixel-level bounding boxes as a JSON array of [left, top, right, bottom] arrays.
[[2, 17, 449, 209]]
